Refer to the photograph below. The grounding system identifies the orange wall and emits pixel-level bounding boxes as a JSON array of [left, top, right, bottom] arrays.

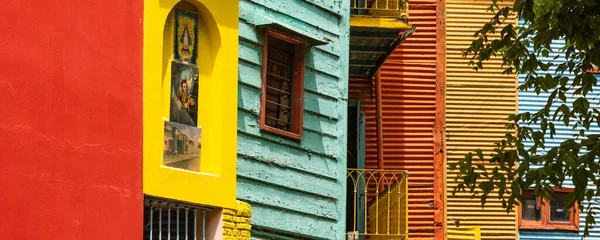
[[349, 0, 441, 238]]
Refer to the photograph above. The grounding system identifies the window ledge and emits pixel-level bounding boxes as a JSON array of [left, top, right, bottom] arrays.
[[520, 224, 579, 232], [260, 125, 302, 142]]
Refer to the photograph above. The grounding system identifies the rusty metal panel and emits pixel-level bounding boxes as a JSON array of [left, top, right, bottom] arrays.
[[445, 0, 518, 239]]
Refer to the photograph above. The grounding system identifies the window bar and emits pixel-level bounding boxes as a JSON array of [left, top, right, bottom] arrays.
[[193, 209, 198, 240], [266, 85, 292, 95], [159, 205, 163, 240], [202, 210, 206, 240], [150, 201, 154, 240], [268, 45, 294, 57], [267, 72, 292, 82], [168, 205, 171, 240], [267, 59, 292, 70], [265, 116, 291, 125], [176, 208, 180, 240], [265, 100, 291, 109], [185, 207, 189, 240], [267, 86, 292, 96]]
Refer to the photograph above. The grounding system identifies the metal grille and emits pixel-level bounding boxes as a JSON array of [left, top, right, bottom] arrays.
[[265, 36, 294, 131], [350, 0, 409, 18], [143, 197, 211, 240], [346, 169, 408, 239]]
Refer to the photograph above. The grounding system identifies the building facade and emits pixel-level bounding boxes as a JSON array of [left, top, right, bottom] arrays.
[[235, 0, 350, 238], [517, 40, 600, 240], [0, 0, 144, 238]]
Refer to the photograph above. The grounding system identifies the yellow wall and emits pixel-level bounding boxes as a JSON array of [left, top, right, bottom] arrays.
[[223, 201, 252, 240], [143, 0, 239, 208], [445, 0, 518, 239]]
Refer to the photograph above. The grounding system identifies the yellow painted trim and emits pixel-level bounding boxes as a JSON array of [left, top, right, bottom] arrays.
[[350, 15, 412, 30], [143, 0, 238, 209]]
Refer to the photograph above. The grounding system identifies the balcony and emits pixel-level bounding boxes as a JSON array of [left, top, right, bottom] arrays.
[[346, 169, 409, 240], [349, 0, 414, 78]]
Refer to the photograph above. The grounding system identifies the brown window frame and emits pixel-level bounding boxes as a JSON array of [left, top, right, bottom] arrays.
[[260, 28, 305, 141], [518, 188, 579, 231]]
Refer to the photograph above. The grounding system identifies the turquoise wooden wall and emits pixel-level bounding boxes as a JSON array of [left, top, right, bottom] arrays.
[[236, 0, 350, 239], [518, 40, 600, 239]]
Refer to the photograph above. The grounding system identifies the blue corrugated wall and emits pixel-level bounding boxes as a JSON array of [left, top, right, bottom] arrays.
[[236, 0, 350, 239], [518, 40, 600, 239]]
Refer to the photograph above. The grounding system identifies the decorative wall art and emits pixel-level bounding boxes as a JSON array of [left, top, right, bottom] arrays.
[[166, 61, 201, 172], [174, 8, 198, 64], [169, 61, 199, 126], [163, 121, 201, 171]]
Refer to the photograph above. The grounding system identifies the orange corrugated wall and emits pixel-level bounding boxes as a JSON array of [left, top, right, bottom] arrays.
[[349, 0, 440, 238], [445, 0, 518, 239]]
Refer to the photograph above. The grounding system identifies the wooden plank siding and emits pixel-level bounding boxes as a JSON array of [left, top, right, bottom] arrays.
[[445, 0, 518, 239], [237, 0, 349, 239]]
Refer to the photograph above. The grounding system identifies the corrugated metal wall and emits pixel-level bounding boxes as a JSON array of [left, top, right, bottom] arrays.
[[237, 0, 349, 238], [445, 0, 518, 239], [349, 0, 440, 238], [517, 40, 600, 240]]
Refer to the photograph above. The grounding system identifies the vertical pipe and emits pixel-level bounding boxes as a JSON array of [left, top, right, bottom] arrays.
[[434, 0, 447, 238], [376, 71, 384, 171], [150, 203, 154, 240], [159, 206, 163, 240], [202, 210, 206, 240], [375, 71, 384, 192], [168, 205, 171, 240], [193, 209, 198, 240], [176, 208, 180, 240], [185, 208, 189, 240]]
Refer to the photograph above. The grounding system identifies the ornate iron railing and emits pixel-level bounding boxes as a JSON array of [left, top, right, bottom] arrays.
[[346, 169, 408, 240], [350, 0, 409, 19]]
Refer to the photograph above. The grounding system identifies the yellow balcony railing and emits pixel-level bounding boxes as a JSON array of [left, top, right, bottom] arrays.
[[350, 0, 409, 19], [346, 169, 408, 240]]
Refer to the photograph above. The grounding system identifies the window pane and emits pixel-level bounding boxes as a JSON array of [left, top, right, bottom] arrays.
[[522, 193, 541, 221], [550, 195, 571, 222], [265, 36, 295, 131]]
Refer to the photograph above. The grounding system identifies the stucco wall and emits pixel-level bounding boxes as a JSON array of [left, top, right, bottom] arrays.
[[236, 0, 350, 239], [0, 0, 143, 239]]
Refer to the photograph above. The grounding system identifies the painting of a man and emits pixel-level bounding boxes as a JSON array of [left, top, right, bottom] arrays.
[[169, 61, 198, 126]]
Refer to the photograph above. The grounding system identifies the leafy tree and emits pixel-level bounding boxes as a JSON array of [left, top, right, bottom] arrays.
[[449, 0, 600, 236]]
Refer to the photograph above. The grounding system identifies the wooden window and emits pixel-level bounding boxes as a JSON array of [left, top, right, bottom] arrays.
[[518, 189, 579, 231], [260, 28, 305, 141]]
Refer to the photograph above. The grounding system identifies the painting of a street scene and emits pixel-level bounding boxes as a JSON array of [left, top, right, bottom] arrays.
[[170, 61, 199, 127], [163, 121, 201, 172]]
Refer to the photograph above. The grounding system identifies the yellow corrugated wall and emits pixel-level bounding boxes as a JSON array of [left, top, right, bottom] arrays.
[[445, 0, 518, 239]]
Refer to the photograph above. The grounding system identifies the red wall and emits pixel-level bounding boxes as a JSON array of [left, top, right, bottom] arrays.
[[0, 0, 143, 239]]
